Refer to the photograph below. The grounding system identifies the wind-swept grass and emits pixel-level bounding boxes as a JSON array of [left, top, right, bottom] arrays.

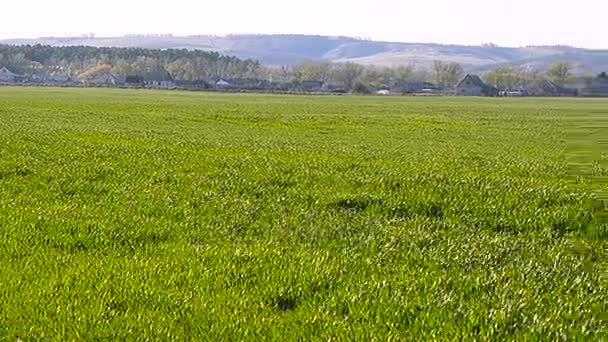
[[0, 87, 606, 340]]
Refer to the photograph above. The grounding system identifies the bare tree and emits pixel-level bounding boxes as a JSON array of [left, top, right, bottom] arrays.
[[432, 61, 463, 89], [546, 61, 573, 85], [332, 62, 364, 90]]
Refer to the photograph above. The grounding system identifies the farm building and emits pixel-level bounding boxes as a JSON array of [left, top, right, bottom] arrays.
[[0, 67, 20, 83], [125, 75, 144, 87], [539, 79, 577, 96], [590, 72, 608, 96], [456, 74, 498, 96], [143, 70, 176, 89]]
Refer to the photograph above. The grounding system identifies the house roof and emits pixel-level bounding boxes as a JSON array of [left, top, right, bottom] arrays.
[[457, 74, 485, 87], [143, 70, 173, 82], [457, 74, 498, 92], [0, 66, 20, 75], [592, 72, 608, 92], [125, 75, 144, 83]]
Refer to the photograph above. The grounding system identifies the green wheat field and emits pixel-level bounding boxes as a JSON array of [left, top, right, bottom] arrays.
[[0, 87, 606, 340]]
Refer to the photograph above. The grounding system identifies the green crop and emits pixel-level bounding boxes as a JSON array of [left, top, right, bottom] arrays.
[[0, 87, 606, 340]]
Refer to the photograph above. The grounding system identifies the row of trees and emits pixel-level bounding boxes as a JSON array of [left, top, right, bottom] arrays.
[[0, 44, 578, 92], [262, 62, 429, 89], [0, 44, 437, 89], [481, 61, 575, 91], [260, 61, 465, 90], [0, 45, 263, 80], [271, 60, 574, 91]]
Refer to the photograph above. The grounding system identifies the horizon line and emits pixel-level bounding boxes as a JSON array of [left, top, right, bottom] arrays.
[[1, 33, 606, 50]]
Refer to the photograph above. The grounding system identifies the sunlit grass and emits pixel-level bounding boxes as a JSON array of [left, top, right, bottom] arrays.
[[0, 87, 606, 339]]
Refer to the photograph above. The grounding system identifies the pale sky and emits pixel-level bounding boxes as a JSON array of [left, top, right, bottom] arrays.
[[1, 0, 606, 48]]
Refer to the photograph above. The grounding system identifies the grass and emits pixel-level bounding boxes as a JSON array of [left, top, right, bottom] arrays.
[[0, 87, 606, 340]]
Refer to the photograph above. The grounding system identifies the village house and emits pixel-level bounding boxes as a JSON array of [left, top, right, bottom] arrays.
[[125, 75, 145, 87], [456, 74, 498, 96], [0, 67, 20, 83], [113, 75, 127, 86], [539, 79, 577, 97], [143, 70, 176, 89], [589, 72, 608, 96]]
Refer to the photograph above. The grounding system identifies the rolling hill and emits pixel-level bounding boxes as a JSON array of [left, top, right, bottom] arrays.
[[2, 34, 607, 72]]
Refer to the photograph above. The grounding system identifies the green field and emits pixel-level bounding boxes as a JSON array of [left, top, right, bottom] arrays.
[[0, 87, 606, 340]]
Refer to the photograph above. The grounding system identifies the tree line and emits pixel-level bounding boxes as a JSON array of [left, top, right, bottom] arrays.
[[0, 44, 263, 80], [0, 44, 580, 92], [260, 61, 460, 91], [481, 61, 576, 92], [267, 60, 579, 93]]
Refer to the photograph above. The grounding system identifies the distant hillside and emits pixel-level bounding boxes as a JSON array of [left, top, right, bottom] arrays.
[[2, 34, 607, 72]]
